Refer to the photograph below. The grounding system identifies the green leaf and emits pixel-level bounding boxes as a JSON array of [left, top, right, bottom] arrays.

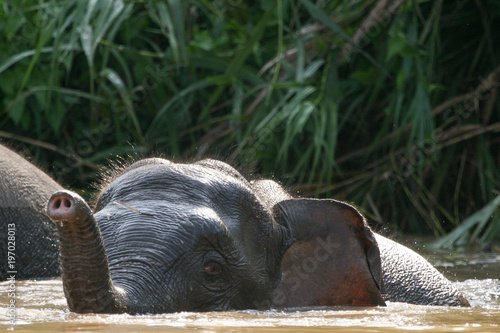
[[4, 10, 26, 41], [6, 97, 26, 126], [430, 195, 500, 249], [387, 34, 406, 60], [45, 99, 67, 133], [0, 45, 80, 75], [191, 31, 216, 51], [396, 69, 406, 92], [80, 24, 94, 65], [350, 67, 375, 84], [147, 80, 214, 136], [100, 67, 143, 140], [150, 1, 187, 64]]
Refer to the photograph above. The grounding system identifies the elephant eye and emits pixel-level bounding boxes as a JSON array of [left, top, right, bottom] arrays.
[[203, 261, 223, 277]]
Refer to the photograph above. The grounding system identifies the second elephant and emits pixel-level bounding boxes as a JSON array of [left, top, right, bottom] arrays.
[[0, 144, 62, 280]]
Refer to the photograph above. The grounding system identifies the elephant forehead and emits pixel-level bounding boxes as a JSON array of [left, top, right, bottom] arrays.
[[97, 163, 253, 209], [97, 202, 238, 264], [96, 201, 229, 240]]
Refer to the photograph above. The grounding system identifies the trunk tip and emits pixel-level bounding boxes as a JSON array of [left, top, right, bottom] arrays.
[[46, 190, 90, 222]]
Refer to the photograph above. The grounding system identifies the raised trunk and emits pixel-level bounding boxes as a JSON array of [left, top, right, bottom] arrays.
[[46, 190, 127, 313]]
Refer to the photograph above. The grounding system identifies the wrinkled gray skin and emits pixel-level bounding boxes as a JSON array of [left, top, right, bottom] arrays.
[[376, 235, 469, 306], [45, 157, 468, 314], [0, 144, 62, 280]]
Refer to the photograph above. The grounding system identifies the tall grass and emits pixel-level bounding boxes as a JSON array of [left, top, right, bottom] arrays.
[[1, 0, 499, 245]]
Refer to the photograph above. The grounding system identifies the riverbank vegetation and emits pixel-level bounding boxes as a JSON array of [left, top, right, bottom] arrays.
[[0, 0, 499, 246]]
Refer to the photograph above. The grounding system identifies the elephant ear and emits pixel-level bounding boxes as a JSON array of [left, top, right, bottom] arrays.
[[272, 198, 386, 307]]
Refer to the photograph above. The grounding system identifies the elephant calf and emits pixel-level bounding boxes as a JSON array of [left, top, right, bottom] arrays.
[[45, 157, 469, 314]]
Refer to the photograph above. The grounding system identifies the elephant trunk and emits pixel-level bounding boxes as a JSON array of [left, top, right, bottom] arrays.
[[46, 190, 127, 313]]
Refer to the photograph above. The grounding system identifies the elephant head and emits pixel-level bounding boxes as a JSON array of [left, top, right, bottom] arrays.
[[46, 158, 385, 314]]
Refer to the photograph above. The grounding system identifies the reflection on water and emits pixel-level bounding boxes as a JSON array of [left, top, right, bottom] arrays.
[[1, 253, 499, 333], [431, 252, 500, 281]]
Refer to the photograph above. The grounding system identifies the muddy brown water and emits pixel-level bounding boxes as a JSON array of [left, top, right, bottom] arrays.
[[2, 249, 499, 332]]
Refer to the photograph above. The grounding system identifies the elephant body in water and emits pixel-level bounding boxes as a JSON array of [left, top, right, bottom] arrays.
[[45, 157, 469, 313], [252, 180, 469, 308], [0, 144, 62, 280]]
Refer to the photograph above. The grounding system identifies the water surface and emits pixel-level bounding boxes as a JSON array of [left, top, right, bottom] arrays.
[[2, 251, 499, 332]]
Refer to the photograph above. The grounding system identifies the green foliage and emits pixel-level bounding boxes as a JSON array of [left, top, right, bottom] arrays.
[[431, 195, 500, 249], [1, 0, 499, 245]]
